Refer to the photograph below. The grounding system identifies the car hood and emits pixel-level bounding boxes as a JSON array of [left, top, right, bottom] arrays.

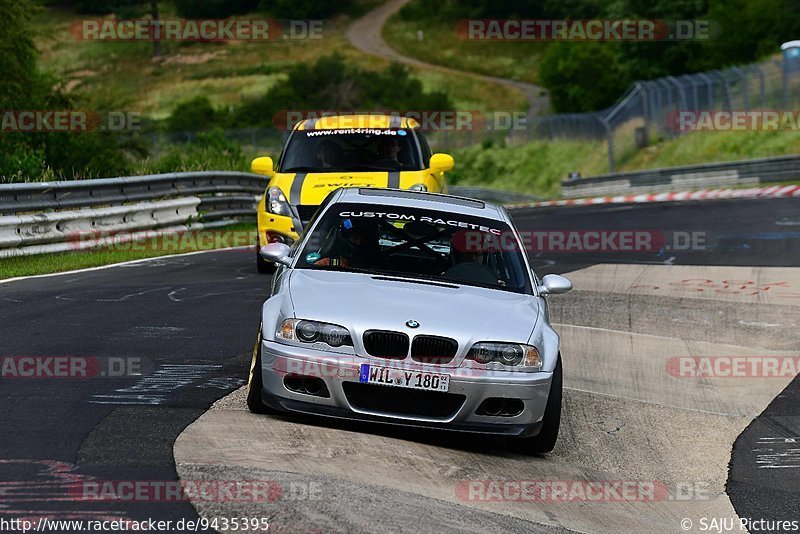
[[276, 171, 423, 205], [287, 269, 539, 364]]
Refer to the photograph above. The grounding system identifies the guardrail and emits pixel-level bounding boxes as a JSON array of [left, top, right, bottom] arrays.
[[562, 154, 800, 198], [0, 172, 266, 258], [0, 173, 535, 259]]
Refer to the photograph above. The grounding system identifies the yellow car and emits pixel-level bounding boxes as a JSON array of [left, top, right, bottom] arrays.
[[251, 114, 455, 273]]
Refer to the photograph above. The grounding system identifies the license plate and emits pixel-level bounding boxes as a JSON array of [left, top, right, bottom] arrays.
[[359, 364, 450, 392]]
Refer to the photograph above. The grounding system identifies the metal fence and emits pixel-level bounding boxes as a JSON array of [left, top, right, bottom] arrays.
[[423, 50, 800, 172], [526, 51, 800, 172]]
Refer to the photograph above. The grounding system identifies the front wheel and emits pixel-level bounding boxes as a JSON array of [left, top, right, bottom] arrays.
[[510, 355, 562, 454], [246, 325, 279, 414]]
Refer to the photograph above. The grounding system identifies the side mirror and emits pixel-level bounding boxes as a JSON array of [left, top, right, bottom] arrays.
[[429, 153, 454, 172], [260, 242, 292, 266], [539, 274, 572, 296], [251, 156, 274, 177]]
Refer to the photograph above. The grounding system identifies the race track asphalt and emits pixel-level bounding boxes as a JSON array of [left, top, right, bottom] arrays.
[[1, 197, 798, 531]]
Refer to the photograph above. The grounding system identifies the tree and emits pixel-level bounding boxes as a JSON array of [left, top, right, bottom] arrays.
[[0, 0, 40, 109], [0, 0, 131, 180]]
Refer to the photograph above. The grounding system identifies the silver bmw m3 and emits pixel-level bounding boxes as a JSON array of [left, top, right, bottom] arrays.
[[246, 187, 572, 453]]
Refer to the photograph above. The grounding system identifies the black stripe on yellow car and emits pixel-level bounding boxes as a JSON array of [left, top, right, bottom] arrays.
[[290, 172, 308, 204]]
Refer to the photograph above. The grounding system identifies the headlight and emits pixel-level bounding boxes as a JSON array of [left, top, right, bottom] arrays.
[[409, 183, 428, 192], [277, 319, 353, 349], [466, 342, 541, 370], [266, 186, 291, 217]]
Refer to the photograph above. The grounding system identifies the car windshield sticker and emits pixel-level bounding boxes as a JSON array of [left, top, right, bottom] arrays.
[[305, 128, 402, 137], [305, 252, 322, 263], [339, 211, 503, 235]]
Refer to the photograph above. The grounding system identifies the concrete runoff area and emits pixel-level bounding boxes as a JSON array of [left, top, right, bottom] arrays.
[[175, 263, 800, 533]]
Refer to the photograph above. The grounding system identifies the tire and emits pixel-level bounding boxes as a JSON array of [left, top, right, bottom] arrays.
[[510, 355, 562, 454], [246, 326, 279, 414]]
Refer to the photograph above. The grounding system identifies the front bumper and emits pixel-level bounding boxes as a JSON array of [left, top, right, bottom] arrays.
[[257, 211, 300, 248], [259, 340, 553, 437]]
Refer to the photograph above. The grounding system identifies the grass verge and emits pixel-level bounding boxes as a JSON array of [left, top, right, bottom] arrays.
[[448, 130, 800, 197], [0, 222, 257, 280]]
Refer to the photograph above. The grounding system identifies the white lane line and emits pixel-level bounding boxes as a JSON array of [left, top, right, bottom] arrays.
[[0, 246, 251, 286]]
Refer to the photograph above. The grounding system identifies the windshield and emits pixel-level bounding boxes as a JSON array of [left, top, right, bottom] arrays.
[[295, 203, 532, 294], [280, 129, 423, 173]]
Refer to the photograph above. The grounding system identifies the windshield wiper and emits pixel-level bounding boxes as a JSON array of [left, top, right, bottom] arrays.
[[308, 264, 371, 274], [370, 275, 460, 289]]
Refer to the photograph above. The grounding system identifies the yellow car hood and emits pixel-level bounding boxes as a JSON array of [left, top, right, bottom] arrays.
[[275, 170, 428, 206]]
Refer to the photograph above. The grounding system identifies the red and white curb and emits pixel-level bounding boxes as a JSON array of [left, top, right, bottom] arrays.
[[508, 184, 800, 209]]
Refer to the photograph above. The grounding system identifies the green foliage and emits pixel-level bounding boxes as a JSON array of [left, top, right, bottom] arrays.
[[543, 0, 800, 111], [0, 0, 40, 109], [172, 0, 260, 18], [447, 139, 607, 197], [52, 0, 152, 16], [397, 0, 603, 22], [146, 129, 248, 173], [168, 96, 219, 132], [539, 42, 627, 112], [260, 0, 352, 18], [702, 0, 800, 66], [0, 0, 135, 181], [234, 53, 452, 127], [396, 0, 800, 112]]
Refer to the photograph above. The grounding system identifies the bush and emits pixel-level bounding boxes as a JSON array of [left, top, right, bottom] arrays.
[[168, 96, 220, 133], [1, 0, 40, 109], [0, 0, 139, 181], [539, 42, 628, 112], [235, 53, 453, 127], [146, 129, 248, 173], [447, 138, 608, 197], [397, 0, 601, 22], [173, 0, 260, 18], [260, 0, 352, 18]]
